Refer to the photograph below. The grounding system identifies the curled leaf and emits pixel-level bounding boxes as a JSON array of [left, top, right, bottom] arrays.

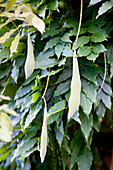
[[68, 50, 81, 120], [25, 31, 35, 79], [0, 112, 13, 142], [40, 98, 48, 163]]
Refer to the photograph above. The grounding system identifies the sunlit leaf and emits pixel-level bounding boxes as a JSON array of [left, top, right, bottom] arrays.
[[0, 29, 17, 44], [10, 32, 20, 56], [96, 1, 113, 18], [6, 0, 16, 11]]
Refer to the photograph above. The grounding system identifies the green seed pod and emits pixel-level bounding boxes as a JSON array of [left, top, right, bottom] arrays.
[[40, 98, 47, 163], [68, 50, 81, 120], [25, 31, 35, 79]]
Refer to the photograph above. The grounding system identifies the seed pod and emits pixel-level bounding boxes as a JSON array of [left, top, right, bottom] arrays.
[[25, 31, 35, 79], [0, 112, 13, 142], [40, 98, 47, 163], [68, 50, 81, 120]]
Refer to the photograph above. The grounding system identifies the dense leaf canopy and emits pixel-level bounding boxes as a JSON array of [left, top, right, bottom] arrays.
[[0, 0, 113, 169]]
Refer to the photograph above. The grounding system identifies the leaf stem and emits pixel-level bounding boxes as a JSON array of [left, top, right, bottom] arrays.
[[11, 20, 20, 33], [74, 0, 83, 51], [42, 75, 50, 99], [97, 52, 106, 95]]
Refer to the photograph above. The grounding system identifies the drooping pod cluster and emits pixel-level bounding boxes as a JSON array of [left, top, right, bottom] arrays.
[[40, 98, 48, 163], [68, 49, 81, 120]]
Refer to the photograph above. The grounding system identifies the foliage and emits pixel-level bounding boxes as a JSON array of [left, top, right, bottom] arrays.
[[0, 0, 113, 169]]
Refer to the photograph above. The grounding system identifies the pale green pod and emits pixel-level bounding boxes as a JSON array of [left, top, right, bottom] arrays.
[[25, 31, 35, 79], [40, 98, 47, 163], [0, 112, 13, 142], [68, 50, 81, 120]]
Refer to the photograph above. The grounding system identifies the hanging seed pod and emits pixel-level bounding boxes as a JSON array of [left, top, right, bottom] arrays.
[[25, 31, 35, 79], [40, 98, 48, 163], [0, 112, 13, 142], [68, 50, 81, 120]]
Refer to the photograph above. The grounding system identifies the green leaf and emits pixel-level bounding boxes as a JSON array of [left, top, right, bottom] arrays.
[[80, 65, 97, 84], [76, 36, 89, 48], [55, 43, 64, 59], [48, 100, 66, 115], [98, 78, 112, 96], [78, 147, 93, 170], [33, 92, 41, 103], [47, 111, 62, 124], [0, 145, 15, 162], [47, 0, 58, 10], [92, 44, 106, 54], [54, 80, 70, 96], [83, 81, 97, 103], [20, 147, 38, 159], [11, 65, 19, 83], [0, 18, 11, 30], [62, 45, 73, 57], [12, 137, 38, 160], [35, 58, 59, 69], [72, 111, 81, 124], [25, 13, 45, 34], [70, 128, 85, 169], [101, 91, 111, 109], [89, 0, 101, 6], [87, 53, 99, 61], [90, 32, 107, 42], [80, 93, 92, 116], [6, 0, 16, 11], [0, 29, 17, 44], [0, 64, 12, 79], [15, 81, 34, 100], [78, 46, 91, 57], [37, 48, 55, 61], [44, 37, 60, 51], [97, 101, 106, 121], [56, 67, 71, 84], [0, 48, 10, 59], [22, 70, 40, 86], [10, 32, 20, 56], [56, 122, 64, 145], [96, 1, 113, 18], [80, 112, 93, 140], [40, 68, 62, 78], [93, 112, 100, 131], [61, 33, 71, 42], [24, 102, 42, 129], [87, 26, 102, 34]]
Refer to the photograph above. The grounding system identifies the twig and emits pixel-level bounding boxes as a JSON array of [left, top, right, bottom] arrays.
[[97, 52, 106, 95]]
